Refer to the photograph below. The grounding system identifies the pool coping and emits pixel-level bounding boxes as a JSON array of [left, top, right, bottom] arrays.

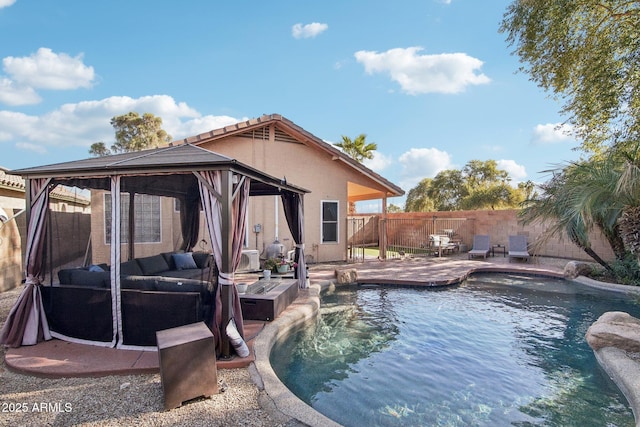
[[252, 264, 640, 427]]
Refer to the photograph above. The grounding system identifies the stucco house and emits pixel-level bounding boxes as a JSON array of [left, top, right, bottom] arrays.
[[87, 114, 403, 266]]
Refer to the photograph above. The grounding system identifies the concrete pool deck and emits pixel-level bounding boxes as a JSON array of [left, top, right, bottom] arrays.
[[3, 253, 640, 426]]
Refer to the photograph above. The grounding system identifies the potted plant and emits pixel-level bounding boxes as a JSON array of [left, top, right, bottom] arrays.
[[277, 259, 298, 273], [263, 257, 280, 273], [277, 260, 290, 273]]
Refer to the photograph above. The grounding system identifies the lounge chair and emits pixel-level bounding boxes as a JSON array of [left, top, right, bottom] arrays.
[[508, 235, 530, 262], [468, 235, 490, 259]]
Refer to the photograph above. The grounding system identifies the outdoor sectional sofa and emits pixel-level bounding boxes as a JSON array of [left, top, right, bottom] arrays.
[[41, 251, 216, 347]]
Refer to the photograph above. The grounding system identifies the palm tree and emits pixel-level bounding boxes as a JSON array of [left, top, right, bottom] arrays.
[[519, 161, 622, 273], [334, 134, 377, 163], [611, 142, 640, 257], [334, 133, 378, 215]]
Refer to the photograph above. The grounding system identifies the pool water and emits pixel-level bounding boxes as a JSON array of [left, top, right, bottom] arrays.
[[270, 274, 640, 426]]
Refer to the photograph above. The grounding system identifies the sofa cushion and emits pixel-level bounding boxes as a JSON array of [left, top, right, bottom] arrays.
[[154, 281, 201, 294], [173, 252, 198, 270], [69, 269, 110, 288], [58, 268, 74, 284], [120, 290, 201, 346], [42, 286, 114, 343], [192, 252, 211, 269], [120, 275, 157, 291], [153, 277, 204, 294], [159, 267, 210, 280], [121, 259, 144, 276], [137, 254, 170, 275]]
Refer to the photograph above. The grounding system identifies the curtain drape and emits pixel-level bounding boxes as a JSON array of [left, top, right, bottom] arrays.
[[179, 187, 201, 252], [0, 178, 52, 347], [281, 191, 307, 289], [197, 170, 250, 355]]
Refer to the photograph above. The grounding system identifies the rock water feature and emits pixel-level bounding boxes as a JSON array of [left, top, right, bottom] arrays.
[[587, 311, 640, 424]]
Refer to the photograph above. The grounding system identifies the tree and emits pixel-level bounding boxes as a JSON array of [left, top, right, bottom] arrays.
[[405, 178, 437, 212], [88, 142, 110, 157], [459, 160, 514, 210], [519, 162, 618, 272], [387, 204, 403, 213], [428, 170, 467, 211], [404, 160, 529, 211], [334, 133, 378, 215], [614, 144, 640, 256], [334, 134, 377, 163], [500, 1, 640, 154], [89, 112, 172, 156]]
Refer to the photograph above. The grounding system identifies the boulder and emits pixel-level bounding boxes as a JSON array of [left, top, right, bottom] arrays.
[[563, 261, 595, 279], [586, 311, 640, 352], [335, 268, 358, 285]]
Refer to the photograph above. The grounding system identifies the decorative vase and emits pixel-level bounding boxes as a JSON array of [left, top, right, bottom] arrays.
[[277, 264, 289, 273]]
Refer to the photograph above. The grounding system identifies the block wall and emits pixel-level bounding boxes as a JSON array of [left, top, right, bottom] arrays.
[[354, 209, 616, 262]]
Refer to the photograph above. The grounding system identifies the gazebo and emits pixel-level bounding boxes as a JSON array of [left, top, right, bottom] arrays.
[[0, 143, 309, 358]]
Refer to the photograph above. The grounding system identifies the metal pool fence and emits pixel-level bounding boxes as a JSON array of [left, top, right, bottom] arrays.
[[347, 216, 474, 262]]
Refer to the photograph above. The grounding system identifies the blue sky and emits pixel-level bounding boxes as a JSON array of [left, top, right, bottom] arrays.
[[0, 0, 581, 210]]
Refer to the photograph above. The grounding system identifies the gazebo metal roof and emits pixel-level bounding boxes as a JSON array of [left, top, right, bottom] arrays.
[[10, 143, 309, 197]]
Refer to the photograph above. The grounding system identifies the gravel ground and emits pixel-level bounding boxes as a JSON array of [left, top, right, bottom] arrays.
[[0, 287, 294, 427]]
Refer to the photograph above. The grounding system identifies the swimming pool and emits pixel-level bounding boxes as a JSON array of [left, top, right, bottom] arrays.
[[270, 274, 639, 426]]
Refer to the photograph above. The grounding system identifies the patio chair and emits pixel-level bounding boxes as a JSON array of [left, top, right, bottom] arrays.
[[508, 235, 530, 262], [428, 234, 458, 256], [468, 235, 490, 259]]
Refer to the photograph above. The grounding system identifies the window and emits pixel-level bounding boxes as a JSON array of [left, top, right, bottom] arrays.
[[321, 200, 338, 243], [105, 193, 161, 243]]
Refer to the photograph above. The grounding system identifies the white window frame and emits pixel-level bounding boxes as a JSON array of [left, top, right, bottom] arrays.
[[321, 200, 339, 244]]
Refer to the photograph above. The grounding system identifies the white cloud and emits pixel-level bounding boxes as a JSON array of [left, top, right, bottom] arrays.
[[0, 77, 41, 105], [398, 147, 453, 189], [354, 46, 490, 95], [496, 159, 527, 182], [363, 151, 393, 172], [0, 95, 243, 154], [292, 22, 328, 39], [3, 47, 95, 90], [531, 123, 575, 144], [16, 141, 47, 155], [0, 0, 16, 8]]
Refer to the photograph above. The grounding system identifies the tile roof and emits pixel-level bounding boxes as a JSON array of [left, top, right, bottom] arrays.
[[0, 167, 90, 205]]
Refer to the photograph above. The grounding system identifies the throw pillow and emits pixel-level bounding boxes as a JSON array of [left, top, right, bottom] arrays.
[[88, 264, 105, 272], [192, 252, 211, 269], [173, 252, 198, 270]]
